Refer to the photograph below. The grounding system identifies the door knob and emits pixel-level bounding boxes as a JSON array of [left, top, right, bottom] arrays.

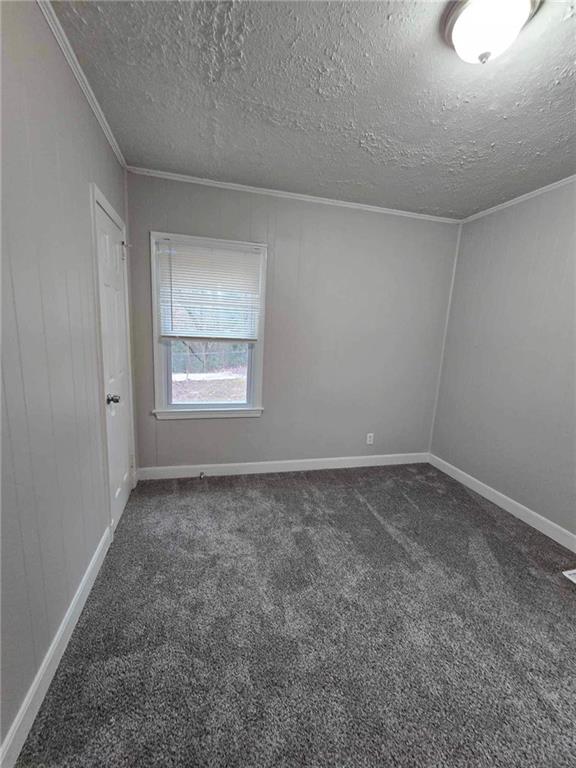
[[106, 394, 121, 405]]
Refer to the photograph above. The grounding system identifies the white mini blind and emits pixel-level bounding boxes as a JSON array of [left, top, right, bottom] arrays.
[[156, 237, 265, 341]]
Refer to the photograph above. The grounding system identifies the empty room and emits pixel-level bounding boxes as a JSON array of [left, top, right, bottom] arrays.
[[2, 1, 575, 766]]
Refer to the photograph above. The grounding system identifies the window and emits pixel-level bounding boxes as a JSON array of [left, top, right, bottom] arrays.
[[151, 233, 267, 419]]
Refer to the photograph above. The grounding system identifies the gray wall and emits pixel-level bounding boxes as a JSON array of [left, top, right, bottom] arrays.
[[2, 2, 125, 739], [432, 180, 576, 533], [128, 173, 458, 468]]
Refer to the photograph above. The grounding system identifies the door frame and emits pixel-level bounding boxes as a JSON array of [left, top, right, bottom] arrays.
[[90, 183, 136, 532]]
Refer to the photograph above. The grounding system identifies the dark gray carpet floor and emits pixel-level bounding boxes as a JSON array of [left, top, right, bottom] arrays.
[[17, 464, 576, 767]]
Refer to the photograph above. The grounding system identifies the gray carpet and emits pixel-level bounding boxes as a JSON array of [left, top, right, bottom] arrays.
[[17, 464, 576, 767]]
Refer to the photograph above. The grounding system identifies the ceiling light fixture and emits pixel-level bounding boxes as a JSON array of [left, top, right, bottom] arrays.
[[444, 0, 542, 64]]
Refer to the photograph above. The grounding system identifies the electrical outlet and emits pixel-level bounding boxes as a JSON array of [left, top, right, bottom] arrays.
[[366, 432, 374, 446]]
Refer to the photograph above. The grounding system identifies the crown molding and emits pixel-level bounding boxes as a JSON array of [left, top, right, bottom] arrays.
[[462, 174, 576, 223], [126, 166, 460, 224], [37, 1, 125, 168], [32, 2, 576, 226]]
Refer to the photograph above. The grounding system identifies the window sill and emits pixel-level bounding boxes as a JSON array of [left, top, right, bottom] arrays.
[[153, 407, 263, 421]]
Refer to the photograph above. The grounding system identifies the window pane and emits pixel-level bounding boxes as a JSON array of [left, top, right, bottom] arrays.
[[169, 340, 250, 405]]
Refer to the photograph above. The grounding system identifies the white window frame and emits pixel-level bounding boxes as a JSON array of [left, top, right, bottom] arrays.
[[150, 232, 267, 420]]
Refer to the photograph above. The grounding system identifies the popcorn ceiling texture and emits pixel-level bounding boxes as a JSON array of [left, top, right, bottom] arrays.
[[53, 1, 576, 218]]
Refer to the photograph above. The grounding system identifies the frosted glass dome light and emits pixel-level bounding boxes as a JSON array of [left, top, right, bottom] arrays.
[[444, 0, 541, 64]]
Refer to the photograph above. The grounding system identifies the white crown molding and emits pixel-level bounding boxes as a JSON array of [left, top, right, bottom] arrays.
[[33, 3, 576, 227], [128, 166, 576, 224], [126, 166, 460, 224], [462, 173, 576, 223], [36, 1, 125, 168]]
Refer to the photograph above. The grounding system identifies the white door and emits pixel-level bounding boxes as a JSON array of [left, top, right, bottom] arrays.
[[95, 199, 133, 529]]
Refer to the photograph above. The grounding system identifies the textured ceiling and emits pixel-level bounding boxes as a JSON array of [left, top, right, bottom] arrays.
[[54, 1, 576, 218]]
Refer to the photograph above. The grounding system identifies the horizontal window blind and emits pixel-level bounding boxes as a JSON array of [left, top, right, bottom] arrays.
[[157, 239, 265, 341]]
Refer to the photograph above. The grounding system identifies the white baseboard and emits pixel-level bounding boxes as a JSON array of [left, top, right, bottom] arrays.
[[429, 454, 576, 554], [0, 526, 112, 768], [137, 452, 429, 481], [140, 452, 575, 553], [3, 454, 571, 768]]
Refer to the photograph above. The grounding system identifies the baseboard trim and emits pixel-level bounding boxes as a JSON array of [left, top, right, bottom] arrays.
[[140, 454, 576, 552], [3, 455, 571, 768], [0, 526, 112, 768], [429, 454, 576, 554], [137, 452, 429, 481]]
